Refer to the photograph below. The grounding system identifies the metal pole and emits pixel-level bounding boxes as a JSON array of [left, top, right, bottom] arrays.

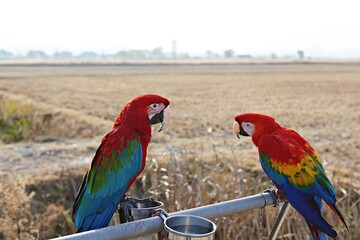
[[54, 217, 164, 240], [173, 192, 276, 219], [53, 191, 279, 240]]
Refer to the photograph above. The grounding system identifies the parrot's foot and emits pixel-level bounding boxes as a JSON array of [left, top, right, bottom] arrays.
[[276, 189, 283, 197]]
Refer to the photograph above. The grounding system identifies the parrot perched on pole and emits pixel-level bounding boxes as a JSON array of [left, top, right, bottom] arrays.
[[232, 113, 348, 240], [72, 94, 170, 232]]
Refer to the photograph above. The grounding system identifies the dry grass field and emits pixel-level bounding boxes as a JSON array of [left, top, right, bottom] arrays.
[[0, 63, 359, 239]]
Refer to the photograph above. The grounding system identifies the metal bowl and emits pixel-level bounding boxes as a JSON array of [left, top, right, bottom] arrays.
[[164, 215, 216, 240], [130, 198, 163, 221]]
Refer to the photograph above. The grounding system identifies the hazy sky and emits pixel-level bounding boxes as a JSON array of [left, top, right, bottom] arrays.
[[1, 0, 359, 58]]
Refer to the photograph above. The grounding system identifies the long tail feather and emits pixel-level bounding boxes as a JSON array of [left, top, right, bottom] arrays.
[[328, 203, 348, 231]]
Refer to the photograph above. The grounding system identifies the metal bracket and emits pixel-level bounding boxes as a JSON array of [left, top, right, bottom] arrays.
[[118, 197, 164, 223], [155, 208, 169, 221], [262, 189, 280, 207]]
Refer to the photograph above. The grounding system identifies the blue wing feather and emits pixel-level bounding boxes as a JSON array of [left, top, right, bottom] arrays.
[[73, 132, 143, 232]]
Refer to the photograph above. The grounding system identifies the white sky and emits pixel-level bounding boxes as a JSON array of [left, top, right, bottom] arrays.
[[1, 0, 360, 58]]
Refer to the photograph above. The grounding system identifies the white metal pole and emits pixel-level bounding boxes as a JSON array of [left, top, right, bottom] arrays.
[[53, 191, 279, 240]]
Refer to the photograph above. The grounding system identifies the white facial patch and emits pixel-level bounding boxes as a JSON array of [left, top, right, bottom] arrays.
[[241, 122, 255, 136], [147, 103, 165, 120]]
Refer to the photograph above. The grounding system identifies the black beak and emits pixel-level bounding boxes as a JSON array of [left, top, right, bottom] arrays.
[[239, 126, 249, 137], [149, 110, 164, 125]]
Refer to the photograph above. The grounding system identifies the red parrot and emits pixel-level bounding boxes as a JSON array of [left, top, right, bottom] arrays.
[[72, 94, 170, 232], [233, 113, 348, 240]]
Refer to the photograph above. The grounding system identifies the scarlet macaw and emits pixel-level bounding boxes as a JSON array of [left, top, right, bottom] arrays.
[[72, 94, 170, 232], [233, 113, 348, 240]]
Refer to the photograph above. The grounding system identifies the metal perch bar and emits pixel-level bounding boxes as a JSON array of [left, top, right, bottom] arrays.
[[52, 191, 280, 240]]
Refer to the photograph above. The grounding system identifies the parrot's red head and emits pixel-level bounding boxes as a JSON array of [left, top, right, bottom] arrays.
[[114, 94, 170, 135], [233, 113, 279, 146]]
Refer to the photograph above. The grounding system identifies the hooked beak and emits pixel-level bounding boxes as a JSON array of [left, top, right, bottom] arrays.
[[149, 105, 171, 132], [232, 121, 249, 139], [233, 121, 240, 139]]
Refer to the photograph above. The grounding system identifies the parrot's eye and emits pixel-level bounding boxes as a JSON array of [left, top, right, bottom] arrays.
[[150, 103, 159, 109], [246, 123, 251, 127]]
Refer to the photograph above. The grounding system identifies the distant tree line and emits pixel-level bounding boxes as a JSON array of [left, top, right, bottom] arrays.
[[0, 48, 305, 60]]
